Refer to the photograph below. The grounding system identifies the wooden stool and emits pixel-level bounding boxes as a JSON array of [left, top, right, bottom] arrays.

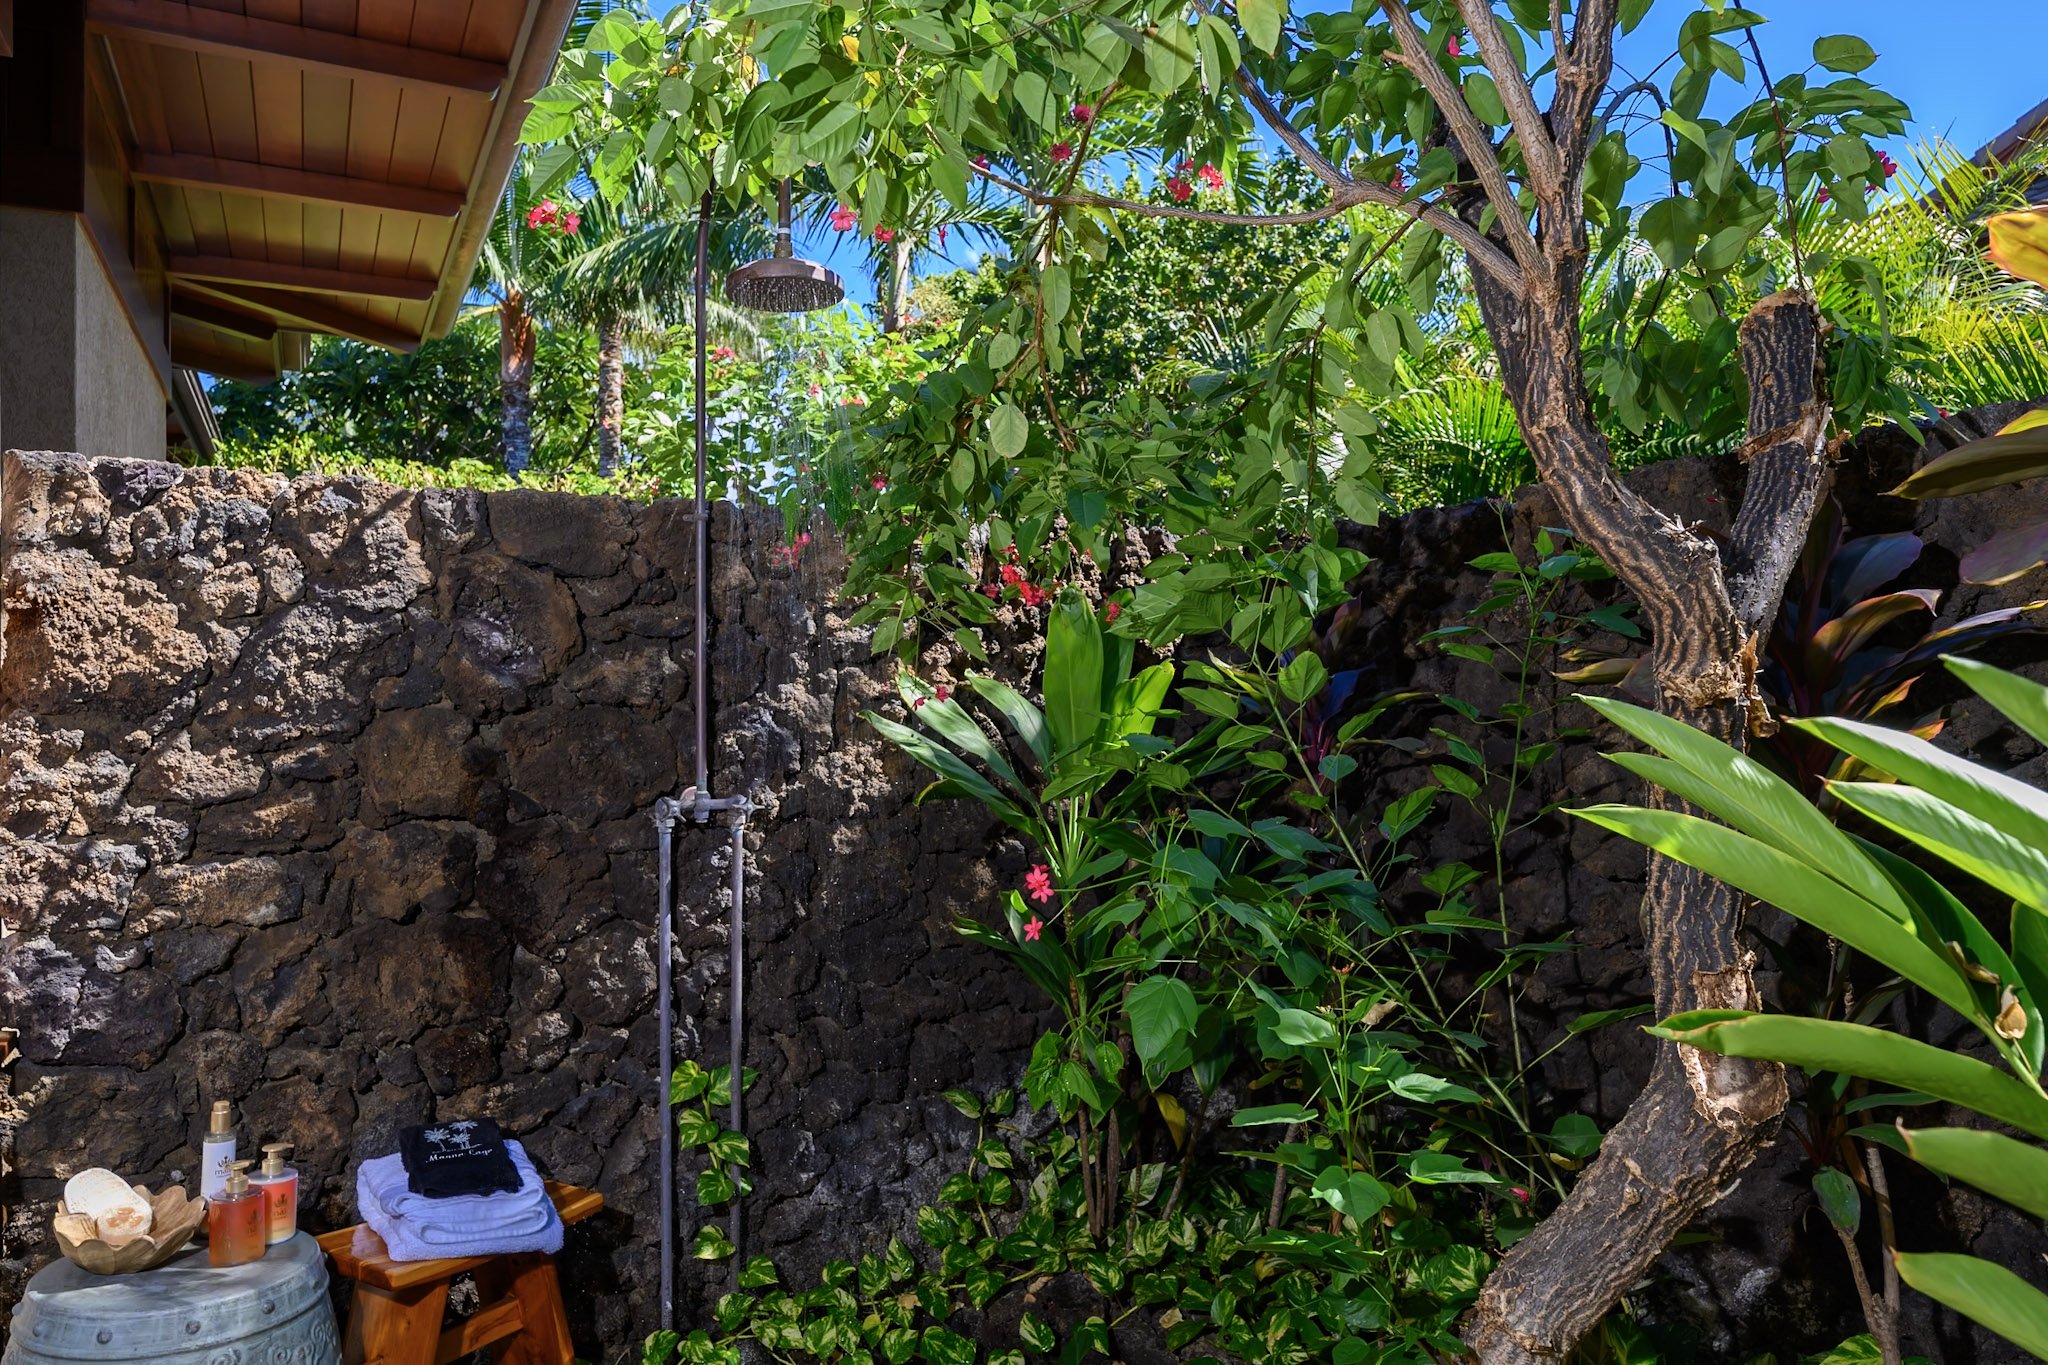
[[317, 1181, 604, 1365]]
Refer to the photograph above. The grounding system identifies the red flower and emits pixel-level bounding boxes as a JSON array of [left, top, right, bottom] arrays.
[[1071, 102, 1094, 124], [1050, 141, 1074, 163], [934, 685, 950, 702], [874, 226, 895, 243], [999, 563, 1025, 586], [981, 582, 1002, 599], [829, 204, 858, 231], [1024, 865, 1055, 904], [1879, 150, 1898, 179], [562, 211, 581, 234], [911, 695, 926, 710], [712, 346, 735, 361], [973, 155, 990, 169], [1167, 175, 1192, 203], [1390, 169, 1409, 193], [1509, 1186, 1531, 1204], [1023, 916, 1043, 941], [1017, 582, 1049, 607], [1102, 600, 1121, 623], [1447, 34, 1463, 57], [808, 383, 823, 398], [871, 474, 888, 490], [1816, 186, 1832, 203], [937, 225, 948, 249], [525, 200, 558, 230], [1197, 162, 1224, 191]]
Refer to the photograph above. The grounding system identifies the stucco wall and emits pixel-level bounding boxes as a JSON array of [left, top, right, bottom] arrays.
[[0, 208, 165, 463]]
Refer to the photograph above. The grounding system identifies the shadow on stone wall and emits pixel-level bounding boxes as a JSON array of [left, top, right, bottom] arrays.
[[1, 395, 2044, 1361], [0, 451, 1046, 1352]]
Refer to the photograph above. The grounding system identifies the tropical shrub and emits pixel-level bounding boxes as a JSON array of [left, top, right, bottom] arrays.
[[1573, 658, 2048, 1359]]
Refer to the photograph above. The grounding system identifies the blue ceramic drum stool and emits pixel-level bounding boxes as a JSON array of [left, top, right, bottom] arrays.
[[3, 1233, 340, 1365]]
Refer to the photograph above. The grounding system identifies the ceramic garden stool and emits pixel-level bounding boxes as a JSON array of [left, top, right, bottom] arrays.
[[316, 1181, 603, 1365], [3, 1231, 341, 1365]]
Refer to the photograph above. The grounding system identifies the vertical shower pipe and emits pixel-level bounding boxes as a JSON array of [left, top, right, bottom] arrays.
[[655, 192, 756, 1332]]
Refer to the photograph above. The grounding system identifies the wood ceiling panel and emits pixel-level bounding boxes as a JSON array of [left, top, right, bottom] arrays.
[[149, 44, 215, 153], [250, 58, 304, 168], [260, 196, 305, 266], [193, 52, 258, 159], [242, 0, 305, 22], [343, 78, 399, 182], [428, 92, 489, 194], [220, 190, 268, 261], [459, 2, 519, 61], [406, 214, 454, 288], [408, 0, 472, 57], [298, 0, 358, 37], [336, 205, 381, 273], [388, 85, 448, 189], [299, 201, 343, 269], [299, 70, 352, 175], [146, 181, 198, 254], [183, 185, 231, 253], [353, 0, 412, 46], [370, 211, 420, 280]]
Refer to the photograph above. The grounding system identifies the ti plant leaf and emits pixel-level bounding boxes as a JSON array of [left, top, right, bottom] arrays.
[[1893, 1252, 2048, 1360]]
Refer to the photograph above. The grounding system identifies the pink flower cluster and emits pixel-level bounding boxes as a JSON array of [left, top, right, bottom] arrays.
[[525, 199, 580, 234], [829, 204, 859, 231], [1165, 163, 1225, 202], [769, 531, 812, 570]]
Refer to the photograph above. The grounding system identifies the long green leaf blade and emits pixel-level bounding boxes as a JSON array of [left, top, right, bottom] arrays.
[[1899, 1127, 2048, 1219], [865, 711, 1031, 832], [1581, 695, 1909, 918], [1651, 1011, 2048, 1139], [1572, 806, 1973, 1016], [1892, 1253, 2048, 1359], [898, 675, 1028, 800], [1947, 656, 2048, 751], [962, 677, 1051, 766], [1045, 593, 1104, 762], [1797, 716, 2048, 868], [1830, 780, 2048, 914]]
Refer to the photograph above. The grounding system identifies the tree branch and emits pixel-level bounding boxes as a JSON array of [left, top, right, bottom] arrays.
[[1727, 290, 1831, 637], [1380, 0, 1545, 279], [1453, 0, 1562, 198]]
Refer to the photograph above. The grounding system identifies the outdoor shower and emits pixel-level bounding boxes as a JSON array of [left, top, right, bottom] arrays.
[[653, 180, 843, 1332]]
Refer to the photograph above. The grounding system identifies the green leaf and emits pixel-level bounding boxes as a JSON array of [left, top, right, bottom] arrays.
[[1570, 805, 1973, 1019], [1404, 1151, 1498, 1184], [1237, 0, 1284, 55], [1272, 1007, 1338, 1048], [1813, 1166, 1861, 1235], [989, 403, 1030, 460], [1889, 422, 2048, 499], [1829, 778, 2048, 915], [900, 675, 1027, 798], [866, 711, 1032, 833], [1893, 1253, 2048, 1359], [1126, 975, 1199, 1070], [1650, 1011, 2048, 1139], [963, 676, 1050, 766], [1939, 649, 2048, 752], [1900, 1127, 2048, 1219], [1044, 592, 1105, 761], [1310, 1167, 1391, 1222], [1812, 35, 1878, 73], [1231, 1102, 1317, 1127], [1042, 265, 1072, 323], [1279, 652, 1329, 703], [693, 1223, 736, 1260]]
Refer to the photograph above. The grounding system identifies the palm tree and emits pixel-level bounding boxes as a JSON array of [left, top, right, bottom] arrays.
[[472, 165, 583, 473]]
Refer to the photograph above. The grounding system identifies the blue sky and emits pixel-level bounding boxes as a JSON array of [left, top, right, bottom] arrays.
[[807, 1, 2045, 311]]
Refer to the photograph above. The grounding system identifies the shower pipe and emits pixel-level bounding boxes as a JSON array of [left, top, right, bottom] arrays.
[[654, 193, 755, 1332]]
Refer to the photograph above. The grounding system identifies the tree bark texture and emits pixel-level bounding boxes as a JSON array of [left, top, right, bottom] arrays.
[[499, 291, 536, 475], [596, 313, 626, 476], [1460, 280, 1829, 1364]]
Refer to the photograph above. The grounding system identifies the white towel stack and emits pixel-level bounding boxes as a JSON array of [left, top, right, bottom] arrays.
[[356, 1138, 564, 1261]]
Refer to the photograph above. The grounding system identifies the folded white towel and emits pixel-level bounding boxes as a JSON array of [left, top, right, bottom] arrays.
[[357, 1139, 563, 1261]]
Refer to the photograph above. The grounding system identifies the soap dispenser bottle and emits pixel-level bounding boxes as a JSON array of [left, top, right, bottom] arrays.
[[201, 1100, 237, 1202], [250, 1142, 298, 1245], [208, 1161, 265, 1267]]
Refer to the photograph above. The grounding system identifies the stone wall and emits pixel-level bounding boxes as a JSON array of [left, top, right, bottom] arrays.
[[1, 396, 2044, 1362], [0, 450, 1045, 1352]]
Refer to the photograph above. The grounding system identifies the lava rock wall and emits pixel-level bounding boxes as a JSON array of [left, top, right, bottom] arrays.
[[0, 450, 1046, 1350]]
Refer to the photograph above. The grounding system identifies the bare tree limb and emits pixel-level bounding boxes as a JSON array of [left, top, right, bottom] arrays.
[[1728, 290, 1831, 635], [1453, 0, 1562, 197], [1380, 0, 1546, 279]]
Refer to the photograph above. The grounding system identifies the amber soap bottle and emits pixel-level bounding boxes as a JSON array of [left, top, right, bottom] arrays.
[[250, 1142, 298, 1245], [207, 1161, 265, 1267]]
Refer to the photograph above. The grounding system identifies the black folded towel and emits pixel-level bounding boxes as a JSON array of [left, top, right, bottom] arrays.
[[399, 1117, 522, 1199]]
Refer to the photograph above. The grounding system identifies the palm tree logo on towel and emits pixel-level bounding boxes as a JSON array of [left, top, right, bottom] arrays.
[[422, 1121, 482, 1153]]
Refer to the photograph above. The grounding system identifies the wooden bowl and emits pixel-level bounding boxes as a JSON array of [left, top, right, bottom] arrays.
[[52, 1185, 207, 1275]]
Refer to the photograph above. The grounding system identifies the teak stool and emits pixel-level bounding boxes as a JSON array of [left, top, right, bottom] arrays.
[[317, 1181, 603, 1365]]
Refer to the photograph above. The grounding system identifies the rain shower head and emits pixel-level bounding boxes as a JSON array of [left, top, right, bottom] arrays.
[[727, 255, 845, 313], [725, 178, 845, 314]]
